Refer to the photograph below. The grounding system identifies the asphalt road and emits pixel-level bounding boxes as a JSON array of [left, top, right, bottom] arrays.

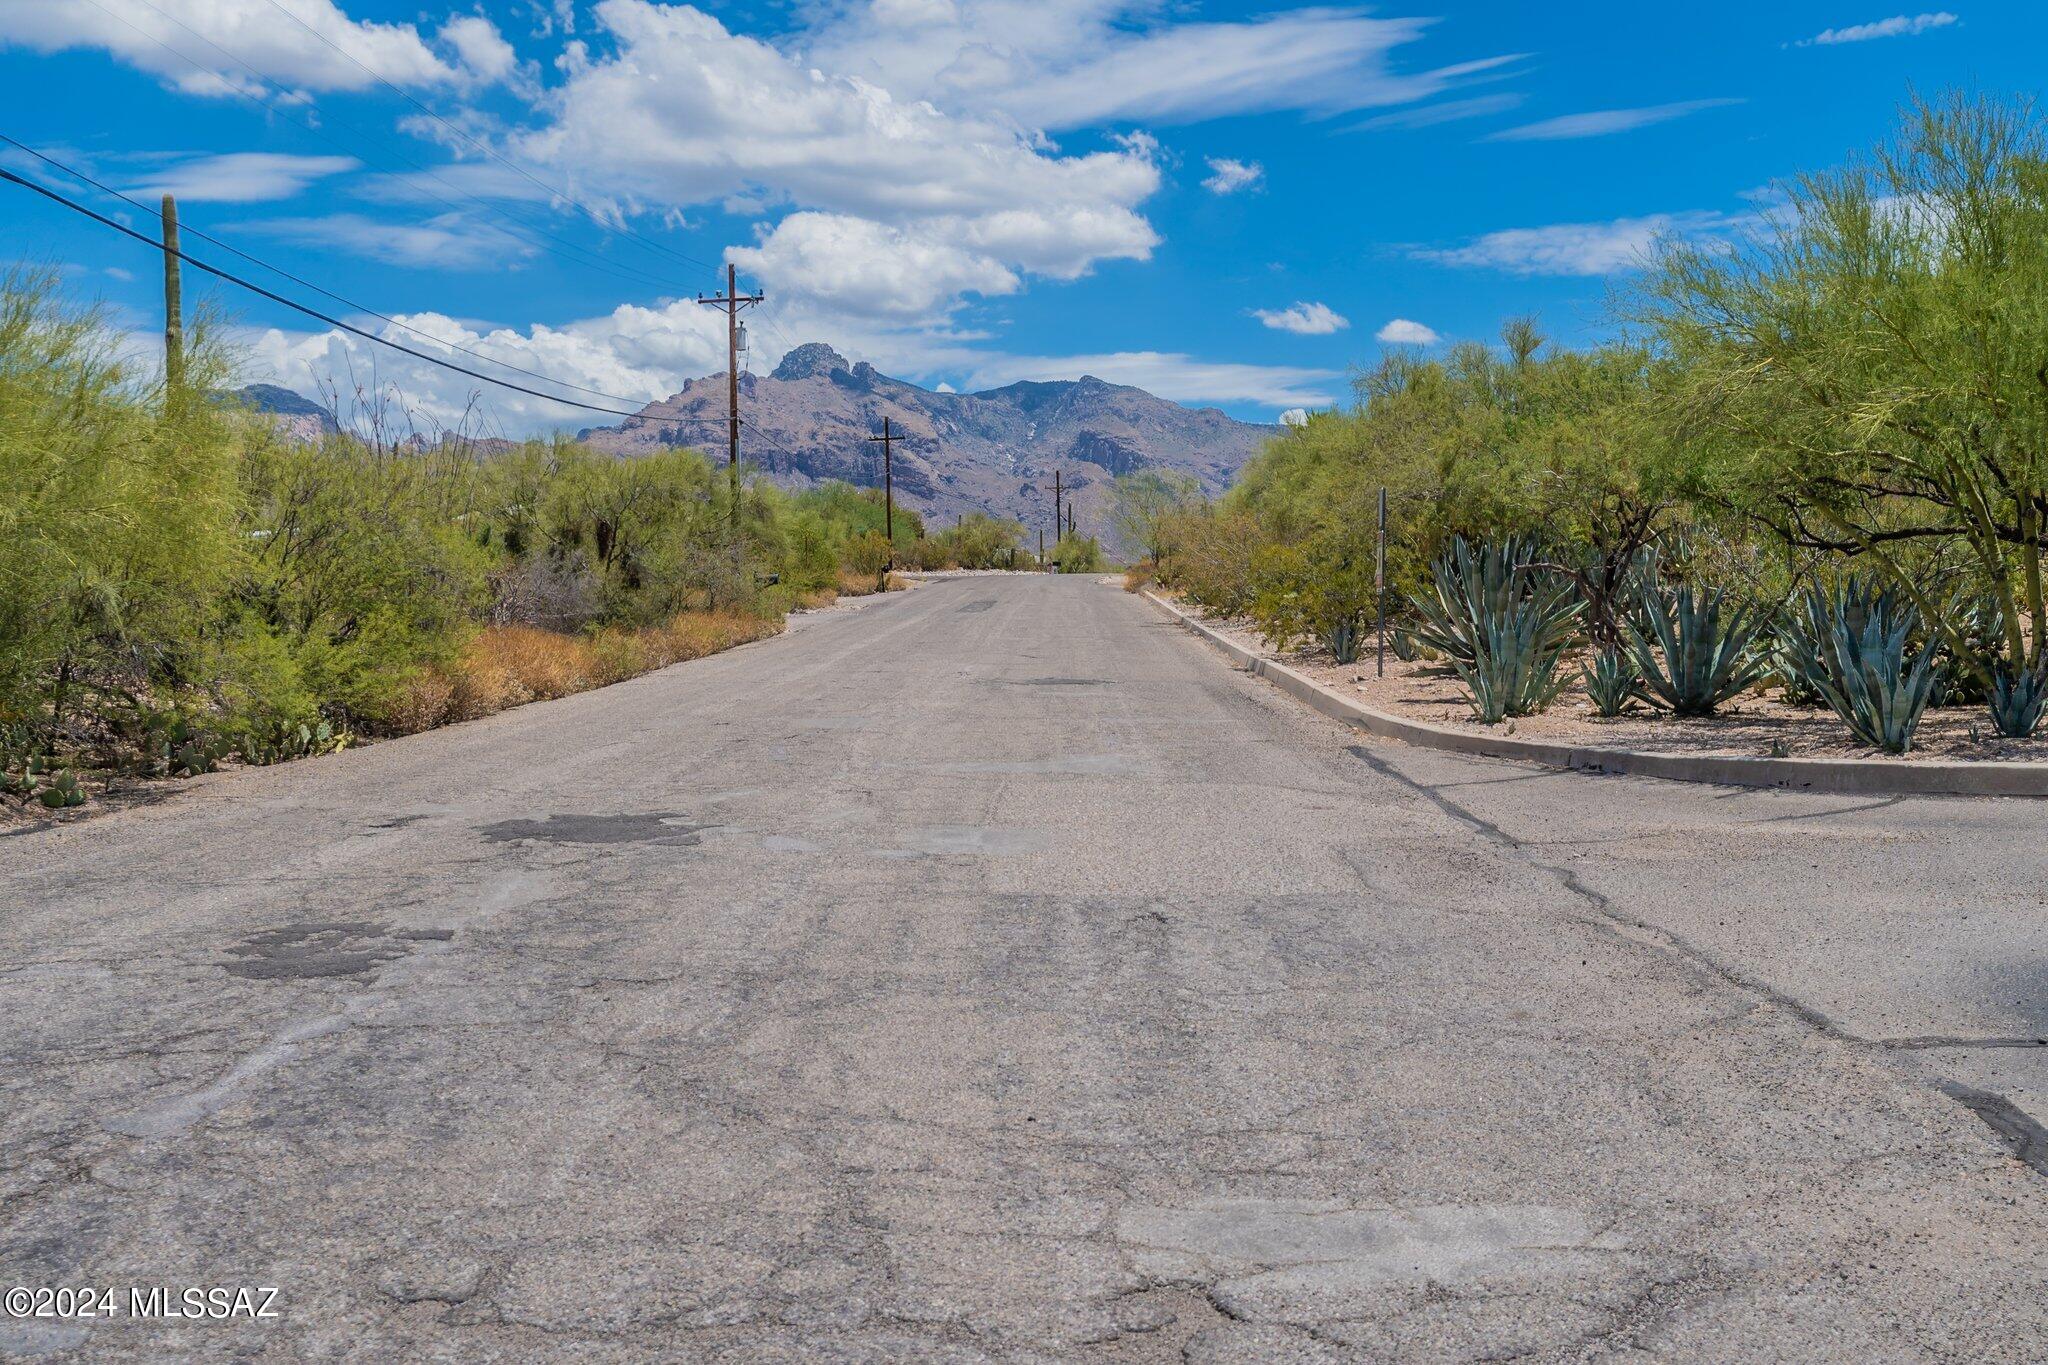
[[4, 573, 2047, 1362]]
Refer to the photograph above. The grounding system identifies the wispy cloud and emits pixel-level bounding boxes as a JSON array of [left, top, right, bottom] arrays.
[[1415, 210, 1742, 276], [1201, 158, 1264, 195], [1252, 301, 1349, 335], [246, 213, 535, 270], [1486, 98, 1741, 142], [962, 351, 1339, 409], [1798, 12, 1958, 45], [1374, 318, 1440, 344], [126, 152, 359, 203], [1347, 93, 1524, 133]]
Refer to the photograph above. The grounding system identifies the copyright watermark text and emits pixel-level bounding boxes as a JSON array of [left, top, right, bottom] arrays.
[[5, 1286, 281, 1321]]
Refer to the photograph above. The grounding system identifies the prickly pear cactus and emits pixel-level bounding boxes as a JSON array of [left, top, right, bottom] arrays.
[[38, 770, 86, 809]]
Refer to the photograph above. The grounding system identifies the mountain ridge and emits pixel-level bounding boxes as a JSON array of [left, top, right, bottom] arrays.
[[576, 343, 1278, 532], [237, 345, 1280, 534]]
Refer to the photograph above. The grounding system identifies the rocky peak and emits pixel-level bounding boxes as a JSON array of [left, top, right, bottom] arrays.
[[772, 342, 851, 381]]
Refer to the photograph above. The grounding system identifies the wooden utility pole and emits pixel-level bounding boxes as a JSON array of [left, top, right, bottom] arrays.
[[161, 194, 183, 390], [1052, 469, 1063, 545], [695, 264, 763, 518], [867, 417, 903, 567]]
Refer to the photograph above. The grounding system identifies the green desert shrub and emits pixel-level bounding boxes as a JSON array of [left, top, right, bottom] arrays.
[[1051, 533, 1104, 573], [0, 268, 240, 740]]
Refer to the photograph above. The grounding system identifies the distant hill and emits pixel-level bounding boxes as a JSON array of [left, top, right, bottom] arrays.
[[576, 343, 1278, 534], [234, 383, 339, 443]]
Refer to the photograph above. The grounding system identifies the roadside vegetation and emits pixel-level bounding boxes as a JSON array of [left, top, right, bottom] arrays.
[[0, 271, 1029, 811], [1140, 92, 2048, 756]]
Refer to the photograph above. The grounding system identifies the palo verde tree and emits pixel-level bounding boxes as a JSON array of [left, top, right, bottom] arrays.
[[1111, 470, 1202, 564], [0, 269, 240, 740], [1637, 91, 2048, 683]]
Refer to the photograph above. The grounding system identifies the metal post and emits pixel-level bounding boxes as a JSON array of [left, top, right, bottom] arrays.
[[1375, 486, 1388, 677]]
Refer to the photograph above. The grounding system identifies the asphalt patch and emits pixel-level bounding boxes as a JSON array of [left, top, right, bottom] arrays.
[[1005, 677, 1113, 687], [224, 922, 451, 981], [1942, 1081, 2048, 1176], [477, 813, 713, 846], [958, 599, 997, 613]]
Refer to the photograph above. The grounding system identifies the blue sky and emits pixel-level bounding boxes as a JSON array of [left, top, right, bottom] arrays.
[[2, 2, 2040, 434]]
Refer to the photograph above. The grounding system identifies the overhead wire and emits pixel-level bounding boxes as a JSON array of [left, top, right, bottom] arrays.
[[0, 134, 678, 409], [1, 167, 730, 423]]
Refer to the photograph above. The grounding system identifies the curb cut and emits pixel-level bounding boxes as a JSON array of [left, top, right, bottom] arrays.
[[1141, 589, 2048, 799]]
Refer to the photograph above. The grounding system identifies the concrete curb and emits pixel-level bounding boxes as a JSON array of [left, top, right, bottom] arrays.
[[1141, 589, 2048, 799]]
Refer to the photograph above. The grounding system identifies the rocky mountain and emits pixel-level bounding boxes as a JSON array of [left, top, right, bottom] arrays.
[[235, 383, 341, 443], [575, 343, 1279, 536]]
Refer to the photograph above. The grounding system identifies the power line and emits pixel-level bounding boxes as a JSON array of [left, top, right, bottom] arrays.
[[2, 167, 731, 424], [80, 0, 698, 297], [0, 134, 670, 410]]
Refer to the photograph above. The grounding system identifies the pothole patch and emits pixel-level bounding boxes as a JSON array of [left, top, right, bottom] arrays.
[[223, 923, 454, 981], [1117, 1199, 1609, 1300], [477, 813, 713, 846]]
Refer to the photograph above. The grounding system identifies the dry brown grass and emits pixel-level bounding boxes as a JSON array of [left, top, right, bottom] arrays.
[[387, 611, 782, 733], [1123, 562, 1156, 593]]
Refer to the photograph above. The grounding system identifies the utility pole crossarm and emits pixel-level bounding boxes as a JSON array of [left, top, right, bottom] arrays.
[[696, 263, 765, 518], [867, 417, 904, 566]]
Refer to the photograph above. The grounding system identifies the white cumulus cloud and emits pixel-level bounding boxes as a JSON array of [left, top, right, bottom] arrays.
[[0, 0, 516, 97], [1252, 302, 1350, 335], [1374, 318, 1440, 345], [497, 0, 1159, 321]]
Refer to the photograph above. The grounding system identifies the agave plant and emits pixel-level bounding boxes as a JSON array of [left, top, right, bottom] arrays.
[[1582, 647, 1640, 717], [1781, 578, 1937, 753], [1323, 614, 1362, 666], [1457, 603, 1581, 724], [1987, 659, 2048, 739], [1408, 537, 1579, 670], [1626, 571, 1768, 717]]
